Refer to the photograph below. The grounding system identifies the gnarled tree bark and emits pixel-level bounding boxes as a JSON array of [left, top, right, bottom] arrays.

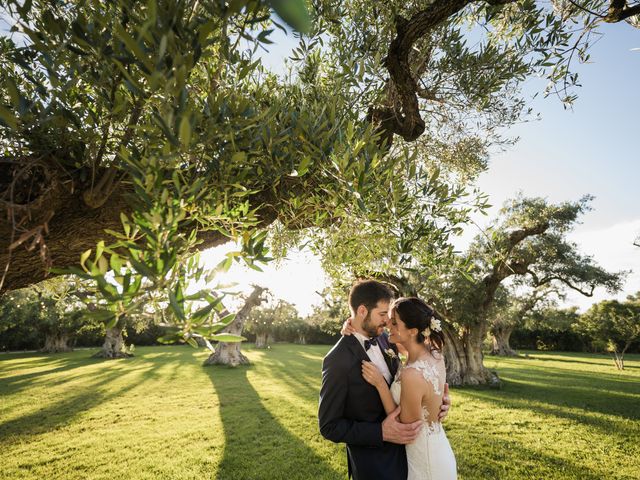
[[203, 286, 267, 366], [254, 332, 271, 349], [490, 325, 517, 357], [41, 333, 73, 353], [93, 317, 133, 359], [0, 160, 280, 293]]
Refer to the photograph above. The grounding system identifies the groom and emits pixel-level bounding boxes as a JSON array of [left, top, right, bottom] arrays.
[[319, 280, 449, 479]]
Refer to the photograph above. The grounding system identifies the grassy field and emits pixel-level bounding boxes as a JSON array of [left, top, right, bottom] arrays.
[[0, 345, 638, 480]]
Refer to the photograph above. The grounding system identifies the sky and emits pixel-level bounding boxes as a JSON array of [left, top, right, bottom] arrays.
[[203, 20, 639, 316]]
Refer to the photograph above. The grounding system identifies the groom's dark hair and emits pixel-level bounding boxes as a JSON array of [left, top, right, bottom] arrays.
[[348, 279, 395, 314]]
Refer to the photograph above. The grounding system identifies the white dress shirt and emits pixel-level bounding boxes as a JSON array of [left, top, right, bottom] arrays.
[[354, 331, 392, 385]]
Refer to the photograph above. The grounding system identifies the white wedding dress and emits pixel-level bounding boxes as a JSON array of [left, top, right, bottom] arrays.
[[390, 358, 457, 480]]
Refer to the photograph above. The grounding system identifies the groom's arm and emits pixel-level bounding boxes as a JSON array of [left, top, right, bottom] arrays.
[[318, 351, 383, 447]]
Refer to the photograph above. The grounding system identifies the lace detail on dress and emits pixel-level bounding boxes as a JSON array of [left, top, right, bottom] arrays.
[[422, 420, 444, 435], [405, 359, 443, 396], [389, 358, 457, 479], [391, 358, 446, 435]]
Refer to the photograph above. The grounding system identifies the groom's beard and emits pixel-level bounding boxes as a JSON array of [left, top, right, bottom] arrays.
[[362, 313, 381, 337]]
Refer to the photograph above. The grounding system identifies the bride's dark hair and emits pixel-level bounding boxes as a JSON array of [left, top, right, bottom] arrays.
[[391, 297, 445, 352]]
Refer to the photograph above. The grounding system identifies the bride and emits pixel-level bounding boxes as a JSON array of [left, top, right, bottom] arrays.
[[361, 297, 457, 480]]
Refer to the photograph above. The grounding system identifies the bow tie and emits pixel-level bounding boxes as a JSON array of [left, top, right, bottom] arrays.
[[364, 338, 378, 351]]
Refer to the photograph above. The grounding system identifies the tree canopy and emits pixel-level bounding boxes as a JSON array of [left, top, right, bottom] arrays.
[[316, 195, 625, 384], [1, 0, 637, 345], [576, 293, 640, 369]]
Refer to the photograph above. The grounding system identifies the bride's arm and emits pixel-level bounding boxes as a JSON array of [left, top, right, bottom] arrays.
[[361, 361, 396, 415], [398, 368, 426, 424]]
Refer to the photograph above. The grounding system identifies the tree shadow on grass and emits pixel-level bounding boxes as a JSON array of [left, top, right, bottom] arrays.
[[516, 353, 640, 370], [457, 375, 640, 440], [0, 356, 108, 397], [453, 428, 610, 480], [207, 366, 342, 480], [518, 355, 613, 367], [255, 356, 321, 399], [619, 363, 640, 371], [0, 346, 197, 398], [503, 363, 640, 386], [495, 367, 640, 417], [0, 355, 173, 443]]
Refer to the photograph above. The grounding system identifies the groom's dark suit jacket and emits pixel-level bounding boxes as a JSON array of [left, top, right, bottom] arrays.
[[318, 333, 407, 480]]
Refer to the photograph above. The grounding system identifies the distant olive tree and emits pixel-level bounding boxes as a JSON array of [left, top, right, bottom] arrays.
[[576, 293, 640, 370], [0, 276, 96, 352], [246, 299, 301, 348]]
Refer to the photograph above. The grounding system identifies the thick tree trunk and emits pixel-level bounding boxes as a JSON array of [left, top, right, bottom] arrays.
[[93, 326, 133, 359], [443, 322, 501, 387], [1, 182, 132, 292], [490, 326, 517, 356], [41, 333, 72, 353], [205, 341, 250, 367], [204, 319, 251, 366], [203, 286, 266, 366], [254, 332, 270, 349], [462, 324, 500, 386], [0, 163, 278, 294], [0, 185, 230, 292], [442, 322, 466, 386]]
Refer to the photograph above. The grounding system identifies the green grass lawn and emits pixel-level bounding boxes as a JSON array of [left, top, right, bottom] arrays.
[[0, 345, 638, 480]]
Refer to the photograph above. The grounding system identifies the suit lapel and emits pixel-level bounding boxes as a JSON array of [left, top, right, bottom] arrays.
[[377, 333, 399, 381], [345, 334, 370, 364], [345, 334, 399, 386]]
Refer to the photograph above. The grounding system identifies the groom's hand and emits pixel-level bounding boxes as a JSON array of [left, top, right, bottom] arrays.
[[381, 406, 422, 444], [438, 383, 451, 421]]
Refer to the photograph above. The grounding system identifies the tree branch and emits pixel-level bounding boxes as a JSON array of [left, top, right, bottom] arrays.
[[505, 221, 550, 250], [537, 274, 596, 296], [605, 0, 640, 21], [370, 0, 519, 146], [83, 98, 144, 209], [371, 1, 469, 144]]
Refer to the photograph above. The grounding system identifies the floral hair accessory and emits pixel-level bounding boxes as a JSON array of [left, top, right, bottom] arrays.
[[422, 317, 441, 338]]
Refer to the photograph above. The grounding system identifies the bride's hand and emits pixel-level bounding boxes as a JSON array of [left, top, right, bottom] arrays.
[[340, 317, 356, 336], [438, 383, 451, 421], [361, 361, 385, 389]]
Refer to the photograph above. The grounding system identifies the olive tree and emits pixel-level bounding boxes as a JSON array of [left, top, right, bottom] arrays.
[[245, 298, 300, 348], [576, 293, 640, 369], [0, 276, 92, 352], [488, 284, 562, 357], [317, 196, 624, 385]]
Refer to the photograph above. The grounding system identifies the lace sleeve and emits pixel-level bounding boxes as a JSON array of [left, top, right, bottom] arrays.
[[405, 360, 443, 396]]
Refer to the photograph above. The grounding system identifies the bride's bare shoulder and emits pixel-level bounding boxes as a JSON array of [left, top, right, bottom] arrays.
[[399, 365, 427, 387]]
